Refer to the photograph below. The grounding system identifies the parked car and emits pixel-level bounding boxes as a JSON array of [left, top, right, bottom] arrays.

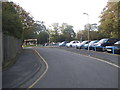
[[44, 43, 49, 46], [92, 38, 120, 51], [76, 41, 89, 49], [59, 41, 69, 47], [105, 41, 120, 54], [84, 40, 98, 50], [66, 40, 80, 48], [49, 42, 59, 46]]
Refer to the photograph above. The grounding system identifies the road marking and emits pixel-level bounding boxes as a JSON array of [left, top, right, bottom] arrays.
[[71, 51, 120, 68], [90, 49, 119, 56], [27, 50, 48, 89], [61, 48, 120, 68], [89, 56, 120, 68], [78, 53, 120, 68]]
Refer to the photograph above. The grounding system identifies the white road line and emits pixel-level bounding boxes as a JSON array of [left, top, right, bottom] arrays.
[[72, 51, 120, 68], [27, 50, 48, 89], [60, 48, 120, 68], [88, 55, 120, 68]]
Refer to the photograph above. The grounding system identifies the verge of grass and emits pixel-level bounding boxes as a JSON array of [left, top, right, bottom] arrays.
[[22, 45, 37, 47]]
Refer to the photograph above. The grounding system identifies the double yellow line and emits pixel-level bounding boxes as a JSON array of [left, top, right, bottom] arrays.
[[27, 50, 48, 89]]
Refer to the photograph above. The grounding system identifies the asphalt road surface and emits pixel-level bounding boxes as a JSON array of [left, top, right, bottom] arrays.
[[33, 47, 118, 88]]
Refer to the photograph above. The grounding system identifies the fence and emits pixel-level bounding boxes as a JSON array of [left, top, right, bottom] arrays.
[[3, 34, 22, 62]]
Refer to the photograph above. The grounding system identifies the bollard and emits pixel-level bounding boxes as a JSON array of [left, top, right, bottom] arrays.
[[112, 47, 115, 54], [94, 47, 96, 51]]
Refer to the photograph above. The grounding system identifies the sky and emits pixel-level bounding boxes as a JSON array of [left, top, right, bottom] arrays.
[[10, 0, 108, 32]]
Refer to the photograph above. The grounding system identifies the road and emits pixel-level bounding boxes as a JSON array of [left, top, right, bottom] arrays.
[[31, 47, 118, 88]]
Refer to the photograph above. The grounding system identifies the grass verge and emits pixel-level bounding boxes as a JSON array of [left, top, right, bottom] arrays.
[[22, 45, 37, 47]]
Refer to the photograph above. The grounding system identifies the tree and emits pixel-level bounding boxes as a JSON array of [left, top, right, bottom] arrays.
[[47, 23, 60, 43], [24, 21, 46, 38], [13, 3, 34, 40], [37, 31, 49, 44], [24, 20, 48, 44], [33, 21, 46, 34], [76, 29, 103, 41], [76, 30, 83, 41], [51, 23, 60, 42], [0, 2, 2, 28], [2, 2, 34, 39], [62, 25, 76, 41], [47, 23, 76, 42], [99, 2, 120, 38], [2, 2, 23, 39]]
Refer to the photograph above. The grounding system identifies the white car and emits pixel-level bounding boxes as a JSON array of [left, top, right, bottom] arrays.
[[66, 41, 80, 48], [84, 40, 98, 50], [76, 41, 89, 49], [59, 41, 69, 47]]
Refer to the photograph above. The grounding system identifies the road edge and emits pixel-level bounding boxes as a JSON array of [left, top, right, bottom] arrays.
[[27, 49, 48, 89], [58, 47, 120, 68]]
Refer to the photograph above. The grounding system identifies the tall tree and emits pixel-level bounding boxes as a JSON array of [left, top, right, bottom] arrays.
[[47, 23, 76, 42], [37, 31, 49, 44], [2, 2, 34, 39], [62, 25, 76, 41], [48, 23, 60, 42], [99, 2, 120, 38], [2, 2, 23, 39], [33, 21, 46, 34], [12, 2, 34, 40]]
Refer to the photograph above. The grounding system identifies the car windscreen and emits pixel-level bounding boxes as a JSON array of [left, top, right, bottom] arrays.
[[81, 41, 88, 44], [115, 41, 120, 45], [97, 39, 108, 44], [89, 41, 96, 44]]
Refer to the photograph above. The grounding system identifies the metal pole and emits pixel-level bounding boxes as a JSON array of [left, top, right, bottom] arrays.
[[87, 15, 90, 52], [83, 13, 90, 52]]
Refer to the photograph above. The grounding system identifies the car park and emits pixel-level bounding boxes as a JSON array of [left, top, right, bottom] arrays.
[[66, 40, 80, 48], [76, 41, 89, 49], [59, 41, 69, 47], [105, 41, 120, 54], [92, 38, 120, 51]]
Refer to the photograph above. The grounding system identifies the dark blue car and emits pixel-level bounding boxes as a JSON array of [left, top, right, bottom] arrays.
[[105, 41, 120, 54], [93, 38, 120, 51]]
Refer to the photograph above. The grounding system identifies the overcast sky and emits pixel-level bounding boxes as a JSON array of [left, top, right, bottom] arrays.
[[10, 0, 108, 32]]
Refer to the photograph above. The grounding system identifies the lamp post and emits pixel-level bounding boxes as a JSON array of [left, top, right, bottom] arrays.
[[83, 13, 90, 52], [91, 23, 97, 31]]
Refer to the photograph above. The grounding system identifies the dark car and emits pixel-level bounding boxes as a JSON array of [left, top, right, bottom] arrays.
[[105, 41, 120, 54], [93, 38, 120, 51]]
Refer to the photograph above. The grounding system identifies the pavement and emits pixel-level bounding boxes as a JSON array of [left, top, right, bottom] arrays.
[[2, 48, 45, 88]]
